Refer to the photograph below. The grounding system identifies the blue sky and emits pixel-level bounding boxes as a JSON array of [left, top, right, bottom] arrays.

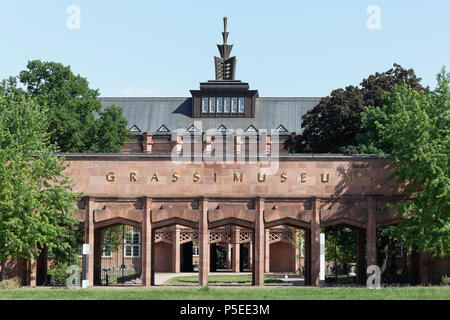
[[0, 1, 449, 97]]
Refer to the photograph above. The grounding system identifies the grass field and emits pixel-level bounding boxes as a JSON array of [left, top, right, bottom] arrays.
[[0, 286, 448, 300]]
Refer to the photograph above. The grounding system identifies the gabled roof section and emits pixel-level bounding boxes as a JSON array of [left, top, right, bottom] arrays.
[[245, 125, 258, 132]]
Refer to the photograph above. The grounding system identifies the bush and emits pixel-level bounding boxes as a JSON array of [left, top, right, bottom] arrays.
[[48, 263, 69, 286], [0, 277, 21, 289], [441, 276, 450, 286]]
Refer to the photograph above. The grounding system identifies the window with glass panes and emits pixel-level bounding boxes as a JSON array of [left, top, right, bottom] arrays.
[[124, 232, 140, 258], [102, 247, 112, 258], [192, 242, 199, 256], [201, 97, 245, 114], [202, 98, 208, 113]]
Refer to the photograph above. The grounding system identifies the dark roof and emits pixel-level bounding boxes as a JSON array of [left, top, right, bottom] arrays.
[[100, 97, 321, 134]]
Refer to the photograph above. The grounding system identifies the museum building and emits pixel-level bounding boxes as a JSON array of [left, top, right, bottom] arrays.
[[2, 18, 448, 287]]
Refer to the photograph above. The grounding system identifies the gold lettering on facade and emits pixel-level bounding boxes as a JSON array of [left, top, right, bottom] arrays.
[[193, 172, 200, 182], [346, 172, 355, 182], [301, 172, 306, 183], [281, 172, 287, 182], [151, 172, 159, 182], [234, 172, 243, 182], [257, 172, 266, 182], [130, 172, 137, 182], [106, 172, 115, 182], [172, 172, 179, 182], [321, 173, 330, 183]]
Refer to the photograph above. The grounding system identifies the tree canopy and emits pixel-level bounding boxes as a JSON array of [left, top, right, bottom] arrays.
[[285, 64, 426, 153], [0, 91, 80, 279], [358, 68, 450, 257], [16, 60, 129, 153]]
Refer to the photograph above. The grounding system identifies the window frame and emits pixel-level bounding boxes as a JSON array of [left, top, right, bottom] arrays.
[[238, 97, 245, 113], [231, 97, 238, 113], [224, 97, 231, 113], [209, 97, 216, 113], [202, 97, 209, 113], [216, 97, 223, 113], [123, 231, 141, 258]]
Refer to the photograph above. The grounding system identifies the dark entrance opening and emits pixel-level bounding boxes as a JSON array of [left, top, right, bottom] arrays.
[[180, 242, 193, 272], [210, 243, 217, 272], [240, 244, 249, 271]]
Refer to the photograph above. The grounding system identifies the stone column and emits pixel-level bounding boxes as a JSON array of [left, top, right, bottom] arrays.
[[172, 226, 180, 273], [226, 243, 232, 269], [254, 197, 265, 286], [141, 197, 152, 287], [294, 231, 300, 274], [366, 198, 376, 267], [199, 197, 209, 286], [232, 227, 240, 272], [84, 196, 95, 286], [142, 133, 153, 153], [310, 197, 321, 286], [356, 228, 366, 285], [249, 242, 253, 269], [265, 229, 270, 272]]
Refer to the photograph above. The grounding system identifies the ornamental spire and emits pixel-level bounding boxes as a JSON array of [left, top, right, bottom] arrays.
[[215, 17, 237, 80]]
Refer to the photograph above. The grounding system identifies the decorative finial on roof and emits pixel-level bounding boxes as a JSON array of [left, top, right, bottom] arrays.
[[215, 17, 236, 80], [222, 17, 229, 44]]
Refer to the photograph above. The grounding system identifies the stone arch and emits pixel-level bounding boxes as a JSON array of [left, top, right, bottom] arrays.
[[94, 220, 142, 286], [95, 217, 141, 230], [265, 218, 310, 230], [208, 217, 254, 230]]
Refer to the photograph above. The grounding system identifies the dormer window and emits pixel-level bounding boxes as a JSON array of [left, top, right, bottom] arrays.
[[217, 125, 227, 132], [276, 124, 288, 133], [157, 125, 170, 133], [129, 125, 141, 133]]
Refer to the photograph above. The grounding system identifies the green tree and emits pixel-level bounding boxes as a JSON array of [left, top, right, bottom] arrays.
[[0, 92, 80, 281], [358, 68, 450, 257], [325, 227, 356, 271], [286, 64, 426, 153], [17, 60, 130, 152]]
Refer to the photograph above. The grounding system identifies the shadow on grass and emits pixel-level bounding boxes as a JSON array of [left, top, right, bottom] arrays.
[[165, 275, 284, 285]]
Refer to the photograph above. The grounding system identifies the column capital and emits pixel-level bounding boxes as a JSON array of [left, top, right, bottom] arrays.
[[255, 196, 265, 203]]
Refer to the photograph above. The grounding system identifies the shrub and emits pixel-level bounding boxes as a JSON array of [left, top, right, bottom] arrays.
[[441, 276, 450, 286], [48, 263, 69, 285], [0, 277, 21, 289]]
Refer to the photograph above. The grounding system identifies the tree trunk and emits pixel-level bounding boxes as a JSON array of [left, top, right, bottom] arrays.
[[380, 244, 388, 275]]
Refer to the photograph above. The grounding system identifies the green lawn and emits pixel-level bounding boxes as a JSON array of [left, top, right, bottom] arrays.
[[164, 275, 283, 285], [0, 286, 448, 300]]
